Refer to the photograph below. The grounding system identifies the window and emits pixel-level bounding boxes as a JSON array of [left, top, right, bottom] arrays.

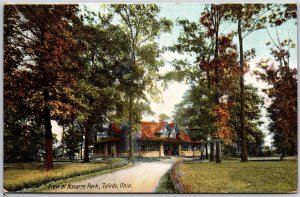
[[140, 141, 160, 152], [97, 131, 108, 141], [182, 143, 191, 151]]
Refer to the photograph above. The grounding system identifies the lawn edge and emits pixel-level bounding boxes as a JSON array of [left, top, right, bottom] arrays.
[[169, 159, 192, 193], [155, 169, 179, 193], [12, 162, 132, 193]]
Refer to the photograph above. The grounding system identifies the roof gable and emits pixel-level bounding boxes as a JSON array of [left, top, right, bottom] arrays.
[[140, 121, 192, 142], [140, 121, 165, 138]]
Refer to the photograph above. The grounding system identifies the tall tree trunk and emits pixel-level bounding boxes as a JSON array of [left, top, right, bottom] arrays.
[[61, 125, 65, 158], [238, 15, 248, 162], [128, 95, 134, 163], [216, 139, 221, 163], [84, 120, 90, 163], [44, 89, 53, 170], [81, 125, 84, 160], [205, 143, 209, 159], [214, 18, 221, 163], [209, 141, 215, 161]]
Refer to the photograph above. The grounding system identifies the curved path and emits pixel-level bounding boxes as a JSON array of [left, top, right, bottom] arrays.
[[47, 158, 177, 193]]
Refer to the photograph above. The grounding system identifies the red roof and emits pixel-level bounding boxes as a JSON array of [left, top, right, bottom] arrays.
[[177, 131, 191, 141], [169, 121, 175, 127], [140, 121, 165, 139], [111, 123, 121, 134], [140, 121, 193, 142]]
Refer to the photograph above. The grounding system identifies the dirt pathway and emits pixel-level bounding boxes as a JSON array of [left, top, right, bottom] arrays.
[[47, 158, 177, 193]]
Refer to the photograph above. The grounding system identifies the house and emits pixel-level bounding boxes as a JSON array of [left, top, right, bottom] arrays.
[[137, 120, 203, 157], [93, 123, 127, 158], [93, 120, 204, 158]]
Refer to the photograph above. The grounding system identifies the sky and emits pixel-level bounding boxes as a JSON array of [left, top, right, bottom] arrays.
[[53, 4, 297, 146]]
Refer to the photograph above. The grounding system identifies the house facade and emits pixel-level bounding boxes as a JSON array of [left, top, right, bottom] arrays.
[[93, 120, 204, 158]]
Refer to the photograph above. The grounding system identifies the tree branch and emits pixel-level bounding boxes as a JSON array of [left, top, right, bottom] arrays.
[[265, 27, 280, 49]]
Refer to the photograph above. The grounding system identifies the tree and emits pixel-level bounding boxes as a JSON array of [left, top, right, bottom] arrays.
[[109, 4, 172, 163], [222, 4, 268, 162], [4, 110, 45, 162], [173, 79, 217, 142], [166, 17, 217, 161], [63, 124, 82, 160], [4, 5, 83, 169], [168, 6, 239, 163], [266, 4, 297, 26], [254, 4, 297, 156], [228, 85, 265, 157], [75, 8, 132, 162], [255, 57, 297, 156]]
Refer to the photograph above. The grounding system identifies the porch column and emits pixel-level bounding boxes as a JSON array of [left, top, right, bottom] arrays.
[[112, 142, 117, 157], [205, 143, 209, 159], [178, 144, 182, 156], [192, 145, 195, 157], [159, 141, 164, 158], [138, 141, 141, 157], [104, 143, 108, 158]]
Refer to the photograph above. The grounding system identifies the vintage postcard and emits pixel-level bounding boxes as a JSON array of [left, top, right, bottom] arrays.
[[3, 3, 297, 194]]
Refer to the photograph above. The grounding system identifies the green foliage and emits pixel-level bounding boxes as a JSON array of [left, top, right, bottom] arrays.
[[109, 4, 172, 97], [74, 8, 134, 162], [62, 125, 82, 160], [228, 85, 265, 156], [108, 4, 172, 106], [164, 18, 213, 85], [108, 4, 172, 162], [76, 9, 131, 120], [224, 4, 267, 36], [173, 79, 217, 140], [4, 110, 45, 162], [262, 146, 276, 157]]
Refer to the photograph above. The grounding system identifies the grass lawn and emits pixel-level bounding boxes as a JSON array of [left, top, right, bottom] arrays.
[[177, 160, 297, 193], [4, 158, 128, 191]]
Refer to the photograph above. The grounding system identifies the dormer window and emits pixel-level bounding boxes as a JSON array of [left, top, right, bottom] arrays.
[[158, 124, 177, 138]]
